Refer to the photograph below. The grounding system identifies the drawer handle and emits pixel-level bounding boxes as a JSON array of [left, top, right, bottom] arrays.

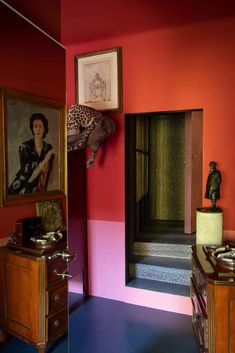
[[56, 270, 72, 280], [48, 251, 77, 262], [53, 319, 60, 328], [54, 294, 61, 302]]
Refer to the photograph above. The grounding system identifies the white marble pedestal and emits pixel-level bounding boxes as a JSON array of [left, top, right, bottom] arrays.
[[196, 208, 223, 245]]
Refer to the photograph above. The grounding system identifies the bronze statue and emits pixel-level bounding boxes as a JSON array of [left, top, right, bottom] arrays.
[[67, 104, 115, 168], [205, 161, 221, 210]]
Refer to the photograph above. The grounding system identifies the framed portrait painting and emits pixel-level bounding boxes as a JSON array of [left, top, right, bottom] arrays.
[[75, 47, 123, 112], [0, 88, 66, 206]]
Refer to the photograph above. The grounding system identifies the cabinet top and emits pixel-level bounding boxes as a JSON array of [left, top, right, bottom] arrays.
[[192, 244, 235, 285], [0, 245, 47, 260]]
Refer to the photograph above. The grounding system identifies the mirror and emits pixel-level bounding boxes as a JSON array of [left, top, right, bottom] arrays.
[[0, 1, 66, 101], [0, 2, 68, 352], [0, 1, 66, 207]]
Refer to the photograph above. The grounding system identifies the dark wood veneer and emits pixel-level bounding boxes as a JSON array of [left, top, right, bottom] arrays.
[[191, 245, 235, 353], [0, 246, 68, 353]]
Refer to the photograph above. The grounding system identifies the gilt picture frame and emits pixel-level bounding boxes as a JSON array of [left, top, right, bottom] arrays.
[[0, 88, 66, 206], [36, 199, 64, 232], [75, 47, 123, 112]]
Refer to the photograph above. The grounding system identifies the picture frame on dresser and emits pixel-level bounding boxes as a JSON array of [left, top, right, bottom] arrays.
[[0, 88, 66, 206], [75, 47, 123, 112]]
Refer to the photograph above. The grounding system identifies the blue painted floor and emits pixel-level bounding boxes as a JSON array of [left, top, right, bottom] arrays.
[[0, 334, 68, 353], [0, 293, 197, 353], [69, 293, 197, 353]]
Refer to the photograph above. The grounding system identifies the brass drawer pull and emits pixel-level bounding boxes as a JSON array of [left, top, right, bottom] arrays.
[[53, 319, 60, 328], [56, 270, 72, 280], [48, 251, 77, 262], [54, 294, 61, 302]]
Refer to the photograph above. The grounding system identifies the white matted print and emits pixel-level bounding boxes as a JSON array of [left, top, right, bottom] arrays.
[[75, 47, 122, 112]]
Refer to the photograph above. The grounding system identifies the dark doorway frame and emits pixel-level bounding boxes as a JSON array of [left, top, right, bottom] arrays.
[[125, 109, 203, 284]]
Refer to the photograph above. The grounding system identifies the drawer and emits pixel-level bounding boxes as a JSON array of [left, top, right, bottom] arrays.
[[192, 313, 208, 353], [191, 277, 207, 319], [191, 279, 208, 352], [192, 255, 207, 307], [47, 258, 67, 285], [47, 307, 67, 342], [47, 283, 68, 315]]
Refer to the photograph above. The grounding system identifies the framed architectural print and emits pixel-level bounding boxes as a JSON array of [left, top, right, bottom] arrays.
[[0, 88, 66, 205], [75, 47, 123, 112]]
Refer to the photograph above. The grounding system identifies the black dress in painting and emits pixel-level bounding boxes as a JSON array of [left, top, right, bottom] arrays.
[[8, 138, 53, 195]]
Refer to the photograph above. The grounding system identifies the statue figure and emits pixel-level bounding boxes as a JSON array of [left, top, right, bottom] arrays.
[[67, 104, 115, 168], [205, 161, 222, 210]]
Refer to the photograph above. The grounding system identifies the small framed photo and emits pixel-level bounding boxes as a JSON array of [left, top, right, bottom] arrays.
[[75, 47, 122, 112], [0, 88, 66, 206]]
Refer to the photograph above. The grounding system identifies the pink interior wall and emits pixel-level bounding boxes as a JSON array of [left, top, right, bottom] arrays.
[[65, 16, 235, 314], [87, 220, 192, 315]]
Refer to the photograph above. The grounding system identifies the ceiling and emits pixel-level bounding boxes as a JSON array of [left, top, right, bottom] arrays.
[[61, 0, 235, 44], [3, 0, 235, 45]]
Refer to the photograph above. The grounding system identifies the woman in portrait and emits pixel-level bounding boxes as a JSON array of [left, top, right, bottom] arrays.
[[8, 113, 55, 195]]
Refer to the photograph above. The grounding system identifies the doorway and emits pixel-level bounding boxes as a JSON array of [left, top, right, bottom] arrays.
[[68, 150, 88, 300], [125, 110, 203, 294], [136, 113, 185, 240]]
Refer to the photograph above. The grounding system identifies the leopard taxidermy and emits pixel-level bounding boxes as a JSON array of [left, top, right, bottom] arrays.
[[67, 104, 115, 168]]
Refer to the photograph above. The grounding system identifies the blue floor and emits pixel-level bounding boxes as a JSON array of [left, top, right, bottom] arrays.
[[69, 293, 197, 353], [0, 334, 68, 353], [0, 293, 197, 353]]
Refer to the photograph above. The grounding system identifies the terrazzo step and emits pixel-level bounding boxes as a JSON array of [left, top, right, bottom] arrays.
[[131, 255, 191, 270], [129, 262, 191, 286], [134, 241, 192, 259], [127, 277, 190, 297], [137, 233, 196, 245]]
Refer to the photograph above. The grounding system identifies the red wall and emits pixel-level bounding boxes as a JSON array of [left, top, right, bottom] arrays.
[[65, 16, 235, 231], [4, 0, 61, 41], [0, 3, 66, 238], [0, 4, 65, 101]]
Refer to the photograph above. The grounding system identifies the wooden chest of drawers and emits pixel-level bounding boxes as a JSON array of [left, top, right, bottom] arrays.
[[191, 245, 235, 353], [0, 247, 68, 353]]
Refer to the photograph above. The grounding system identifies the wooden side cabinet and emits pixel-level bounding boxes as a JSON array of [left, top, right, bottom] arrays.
[[0, 247, 68, 353], [191, 245, 235, 353]]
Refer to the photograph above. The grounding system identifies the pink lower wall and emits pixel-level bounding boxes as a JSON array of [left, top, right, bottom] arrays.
[[68, 219, 235, 315], [88, 220, 192, 315], [65, 16, 235, 313]]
